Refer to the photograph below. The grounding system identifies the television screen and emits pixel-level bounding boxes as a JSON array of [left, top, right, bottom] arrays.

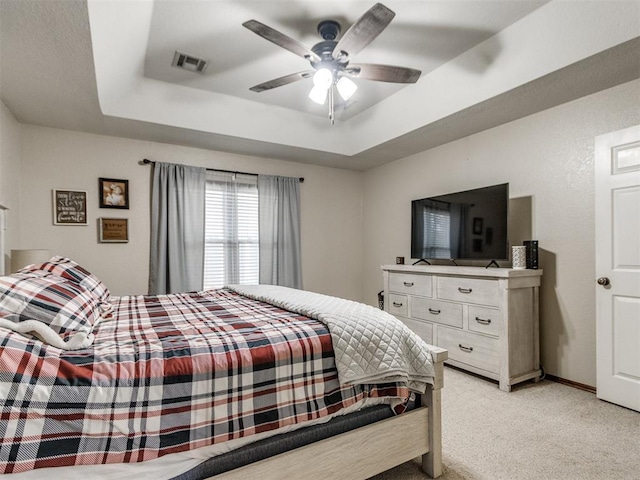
[[411, 183, 509, 261]]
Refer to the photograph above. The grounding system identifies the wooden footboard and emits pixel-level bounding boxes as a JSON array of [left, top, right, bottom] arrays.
[[422, 346, 447, 478], [209, 346, 448, 480]]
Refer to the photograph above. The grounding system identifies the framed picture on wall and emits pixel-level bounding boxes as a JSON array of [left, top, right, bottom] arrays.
[[99, 178, 129, 209], [52, 189, 88, 225], [485, 227, 494, 245], [472, 217, 483, 235], [98, 218, 129, 243]]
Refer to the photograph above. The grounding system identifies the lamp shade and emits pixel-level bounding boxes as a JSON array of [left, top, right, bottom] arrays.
[[336, 76, 357, 101], [11, 249, 51, 273], [312, 68, 333, 89], [308, 85, 328, 105]]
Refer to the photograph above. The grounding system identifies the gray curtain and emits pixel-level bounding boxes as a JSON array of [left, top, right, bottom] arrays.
[[149, 162, 206, 294], [449, 204, 463, 258], [258, 175, 302, 289]]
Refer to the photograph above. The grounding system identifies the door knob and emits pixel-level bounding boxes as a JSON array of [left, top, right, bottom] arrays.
[[597, 277, 610, 286]]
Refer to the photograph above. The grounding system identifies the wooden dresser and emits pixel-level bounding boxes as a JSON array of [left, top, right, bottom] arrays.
[[382, 265, 542, 391]]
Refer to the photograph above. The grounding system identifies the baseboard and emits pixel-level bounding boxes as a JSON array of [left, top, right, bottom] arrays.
[[545, 374, 596, 394], [445, 364, 597, 394]]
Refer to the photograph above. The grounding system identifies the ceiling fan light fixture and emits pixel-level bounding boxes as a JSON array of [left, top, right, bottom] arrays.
[[243, 3, 420, 124], [336, 76, 357, 101], [312, 68, 333, 89], [308, 85, 328, 105]]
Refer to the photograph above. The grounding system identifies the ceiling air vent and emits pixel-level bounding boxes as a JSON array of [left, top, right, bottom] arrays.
[[172, 51, 208, 73]]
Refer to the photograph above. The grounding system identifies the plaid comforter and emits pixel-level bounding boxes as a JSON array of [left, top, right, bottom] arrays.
[[0, 288, 410, 474]]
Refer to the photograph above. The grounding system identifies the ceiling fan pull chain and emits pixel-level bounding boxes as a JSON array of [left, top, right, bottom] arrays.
[[329, 85, 335, 125]]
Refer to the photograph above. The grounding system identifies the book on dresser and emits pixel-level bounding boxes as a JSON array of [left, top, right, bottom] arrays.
[[523, 240, 539, 269], [382, 264, 543, 392]]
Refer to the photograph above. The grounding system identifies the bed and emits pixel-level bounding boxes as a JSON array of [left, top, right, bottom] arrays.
[[0, 257, 447, 479]]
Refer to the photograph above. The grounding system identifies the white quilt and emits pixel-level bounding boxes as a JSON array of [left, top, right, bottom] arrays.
[[227, 284, 435, 393]]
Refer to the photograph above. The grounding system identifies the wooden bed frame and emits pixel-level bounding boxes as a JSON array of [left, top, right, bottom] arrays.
[[209, 346, 448, 480]]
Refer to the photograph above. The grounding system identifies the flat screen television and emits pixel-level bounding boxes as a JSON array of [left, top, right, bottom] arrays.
[[411, 183, 509, 262]]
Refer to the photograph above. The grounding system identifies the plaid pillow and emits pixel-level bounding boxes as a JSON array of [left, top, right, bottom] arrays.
[[0, 273, 101, 350], [18, 256, 110, 303]]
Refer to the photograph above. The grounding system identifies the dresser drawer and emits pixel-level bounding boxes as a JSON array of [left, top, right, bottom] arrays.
[[412, 298, 463, 328], [437, 276, 500, 307], [387, 293, 408, 317], [468, 306, 502, 337], [389, 273, 432, 296], [400, 317, 433, 345], [438, 327, 499, 374]]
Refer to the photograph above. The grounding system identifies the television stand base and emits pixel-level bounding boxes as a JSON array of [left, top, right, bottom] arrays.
[[412, 259, 431, 265], [485, 259, 500, 268]]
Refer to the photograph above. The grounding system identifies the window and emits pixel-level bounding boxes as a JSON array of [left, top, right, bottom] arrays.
[[422, 204, 451, 259], [203, 172, 259, 289]]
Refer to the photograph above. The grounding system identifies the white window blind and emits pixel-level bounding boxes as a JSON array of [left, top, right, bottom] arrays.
[[423, 204, 451, 259], [203, 172, 259, 289]]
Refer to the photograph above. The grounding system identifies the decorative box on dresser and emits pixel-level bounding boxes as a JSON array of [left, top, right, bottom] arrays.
[[382, 265, 543, 392]]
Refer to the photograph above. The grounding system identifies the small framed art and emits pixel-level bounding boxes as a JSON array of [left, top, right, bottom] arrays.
[[99, 178, 129, 209], [485, 227, 494, 245], [98, 218, 129, 243], [472, 217, 483, 235], [53, 189, 88, 225]]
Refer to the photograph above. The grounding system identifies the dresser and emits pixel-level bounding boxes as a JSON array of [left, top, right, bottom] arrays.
[[382, 265, 542, 391]]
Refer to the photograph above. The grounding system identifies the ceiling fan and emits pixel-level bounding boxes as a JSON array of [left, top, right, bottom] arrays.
[[243, 3, 421, 124]]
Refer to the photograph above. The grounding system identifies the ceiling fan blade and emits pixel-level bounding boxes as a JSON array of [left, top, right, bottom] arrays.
[[243, 20, 321, 63], [347, 63, 421, 83], [249, 71, 314, 93], [332, 3, 395, 60]]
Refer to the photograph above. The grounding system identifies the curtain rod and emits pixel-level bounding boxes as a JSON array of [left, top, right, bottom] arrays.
[[141, 159, 304, 183]]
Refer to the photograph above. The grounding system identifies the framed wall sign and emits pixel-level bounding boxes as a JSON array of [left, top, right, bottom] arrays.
[[98, 218, 129, 243], [53, 189, 88, 225], [99, 178, 129, 209]]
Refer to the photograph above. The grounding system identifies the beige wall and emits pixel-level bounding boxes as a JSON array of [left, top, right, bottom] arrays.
[[17, 126, 364, 299], [0, 101, 22, 273], [5, 80, 640, 387], [362, 79, 640, 387]]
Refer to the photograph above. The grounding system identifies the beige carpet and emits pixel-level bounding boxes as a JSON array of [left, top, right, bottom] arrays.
[[370, 367, 640, 480]]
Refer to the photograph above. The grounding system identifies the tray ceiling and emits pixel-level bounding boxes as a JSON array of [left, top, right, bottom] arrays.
[[1, 1, 639, 170]]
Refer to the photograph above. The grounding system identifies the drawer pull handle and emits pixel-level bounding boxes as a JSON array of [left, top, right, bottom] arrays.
[[403, 282, 414, 287], [428, 308, 441, 315], [458, 344, 474, 353], [458, 287, 473, 294], [392, 302, 403, 307], [475, 317, 492, 325]]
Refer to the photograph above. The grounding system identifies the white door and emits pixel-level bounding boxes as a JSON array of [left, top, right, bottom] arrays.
[[595, 125, 640, 412]]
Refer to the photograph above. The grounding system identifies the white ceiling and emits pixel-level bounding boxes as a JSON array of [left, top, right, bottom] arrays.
[[144, 1, 545, 120], [1, 0, 639, 171]]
